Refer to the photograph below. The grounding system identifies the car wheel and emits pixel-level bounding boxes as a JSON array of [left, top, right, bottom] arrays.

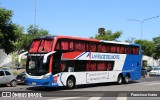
[[10, 80, 17, 87]]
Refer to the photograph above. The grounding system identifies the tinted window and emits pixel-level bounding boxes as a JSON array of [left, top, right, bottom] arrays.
[[5, 71, 11, 75], [0, 71, 4, 76]]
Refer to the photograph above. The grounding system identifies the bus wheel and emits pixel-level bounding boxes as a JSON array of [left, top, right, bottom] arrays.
[[117, 75, 123, 85], [66, 77, 75, 89], [124, 75, 130, 84]]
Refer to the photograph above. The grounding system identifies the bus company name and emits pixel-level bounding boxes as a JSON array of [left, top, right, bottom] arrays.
[[92, 54, 120, 60]]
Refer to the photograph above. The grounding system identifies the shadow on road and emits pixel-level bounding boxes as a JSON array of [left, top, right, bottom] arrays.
[[27, 86, 65, 91], [26, 81, 140, 91], [0, 84, 8, 87]]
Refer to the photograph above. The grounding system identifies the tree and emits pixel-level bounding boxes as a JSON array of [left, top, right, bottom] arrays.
[[153, 35, 160, 59], [16, 25, 49, 51], [0, 8, 23, 54], [93, 28, 122, 41], [134, 40, 155, 56]]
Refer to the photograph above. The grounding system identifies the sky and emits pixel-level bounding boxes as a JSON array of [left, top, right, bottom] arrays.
[[1, 0, 160, 42]]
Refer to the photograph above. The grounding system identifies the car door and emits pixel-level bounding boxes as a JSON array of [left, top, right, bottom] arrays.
[[0, 71, 7, 84], [4, 71, 12, 83]]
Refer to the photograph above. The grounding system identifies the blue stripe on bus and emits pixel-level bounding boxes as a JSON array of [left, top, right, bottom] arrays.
[[122, 54, 141, 80], [60, 73, 65, 86], [76, 52, 87, 59], [25, 75, 59, 87]]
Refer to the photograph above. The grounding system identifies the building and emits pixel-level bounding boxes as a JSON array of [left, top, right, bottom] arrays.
[[142, 55, 159, 66]]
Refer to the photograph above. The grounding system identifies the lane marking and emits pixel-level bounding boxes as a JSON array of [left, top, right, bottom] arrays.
[[145, 83, 160, 85], [117, 93, 127, 100], [88, 97, 102, 100], [48, 97, 81, 100], [127, 81, 160, 86], [88, 93, 104, 100]]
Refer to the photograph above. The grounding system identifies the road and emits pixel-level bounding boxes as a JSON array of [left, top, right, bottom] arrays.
[[0, 76, 160, 100]]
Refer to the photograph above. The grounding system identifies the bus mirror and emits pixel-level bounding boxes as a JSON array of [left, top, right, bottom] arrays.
[[43, 51, 56, 63], [18, 51, 28, 63]]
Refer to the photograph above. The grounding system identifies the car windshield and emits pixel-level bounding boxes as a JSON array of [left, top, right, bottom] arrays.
[[26, 55, 49, 76]]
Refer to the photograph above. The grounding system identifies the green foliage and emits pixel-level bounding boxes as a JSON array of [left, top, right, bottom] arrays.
[[12, 71, 19, 76], [153, 35, 160, 59], [0, 8, 23, 54], [134, 35, 160, 59], [16, 25, 49, 51], [134, 40, 155, 56], [94, 28, 122, 41]]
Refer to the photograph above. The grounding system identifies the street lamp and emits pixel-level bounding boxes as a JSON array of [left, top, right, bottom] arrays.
[[127, 16, 159, 39]]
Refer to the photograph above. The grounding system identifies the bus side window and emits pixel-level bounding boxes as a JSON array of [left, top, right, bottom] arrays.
[[55, 41, 61, 50], [106, 61, 114, 71], [85, 42, 89, 51], [120, 46, 125, 54], [90, 62, 96, 71], [97, 44, 102, 52], [61, 41, 69, 50], [60, 62, 66, 72], [97, 62, 106, 71], [68, 67, 74, 72], [106, 44, 111, 53], [102, 44, 107, 52], [69, 41, 74, 51], [111, 45, 116, 53], [116, 45, 121, 53], [66, 61, 75, 72], [89, 42, 97, 52]]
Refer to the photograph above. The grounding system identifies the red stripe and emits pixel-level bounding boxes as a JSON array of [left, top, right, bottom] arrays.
[[62, 52, 83, 59]]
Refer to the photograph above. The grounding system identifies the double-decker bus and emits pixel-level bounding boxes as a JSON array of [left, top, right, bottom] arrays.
[[20, 35, 142, 89]]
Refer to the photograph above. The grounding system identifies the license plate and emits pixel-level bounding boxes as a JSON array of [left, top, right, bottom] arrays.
[[17, 80, 21, 81], [32, 82, 36, 85]]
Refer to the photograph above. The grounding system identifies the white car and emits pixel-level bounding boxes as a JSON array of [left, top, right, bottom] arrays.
[[150, 67, 160, 76], [0, 70, 17, 86]]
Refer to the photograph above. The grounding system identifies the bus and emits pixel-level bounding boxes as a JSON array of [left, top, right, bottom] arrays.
[[20, 35, 142, 89]]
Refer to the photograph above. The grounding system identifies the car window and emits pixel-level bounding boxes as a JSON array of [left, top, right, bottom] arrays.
[[5, 71, 11, 75], [0, 71, 4, 76]]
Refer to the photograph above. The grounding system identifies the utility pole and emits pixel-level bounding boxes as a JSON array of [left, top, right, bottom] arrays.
[[34, 0, 36, 28], [34, 0, 37, 36]]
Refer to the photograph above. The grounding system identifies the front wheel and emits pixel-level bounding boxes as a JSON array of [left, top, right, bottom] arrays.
[[117, 75, 123, 85], [66, 78, 75, 89], [10, 80, 17, 87]]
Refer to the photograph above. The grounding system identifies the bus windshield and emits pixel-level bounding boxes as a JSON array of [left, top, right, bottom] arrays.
[[26, 56, 49, 76], [29, 39, 54, 53]]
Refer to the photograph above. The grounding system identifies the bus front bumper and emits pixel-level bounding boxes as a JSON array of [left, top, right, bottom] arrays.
[[25, 76, 58, 87]]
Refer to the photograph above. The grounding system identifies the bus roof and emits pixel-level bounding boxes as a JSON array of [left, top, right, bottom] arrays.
[[101, 40, 141, 46], [34, 35, 140, 46]]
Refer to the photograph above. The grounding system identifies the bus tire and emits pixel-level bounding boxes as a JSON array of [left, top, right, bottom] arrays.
[[123, 74, 130, 84], [117, 75, 123, 85], [66, 77, 75, 89]]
